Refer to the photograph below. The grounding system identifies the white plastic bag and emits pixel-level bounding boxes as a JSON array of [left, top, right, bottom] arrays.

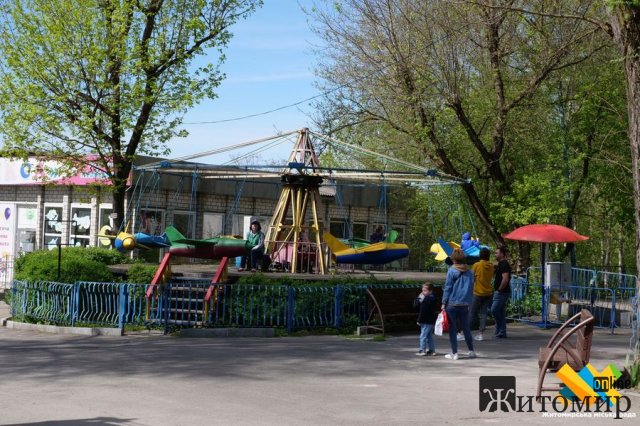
[[434, 312, 445, 336]]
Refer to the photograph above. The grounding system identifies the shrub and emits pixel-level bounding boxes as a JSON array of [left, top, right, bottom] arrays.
[[14, 248, 117, 283], [74, 247, 131, 265], [235, 273, 400, 287], [127, 264, 158, 284]]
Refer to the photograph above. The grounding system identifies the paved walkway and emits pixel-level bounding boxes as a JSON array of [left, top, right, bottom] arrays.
[[0, 316, 638, 425]]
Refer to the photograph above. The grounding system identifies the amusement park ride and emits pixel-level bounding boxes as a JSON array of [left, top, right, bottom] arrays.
[[100, 128, 471, 285]]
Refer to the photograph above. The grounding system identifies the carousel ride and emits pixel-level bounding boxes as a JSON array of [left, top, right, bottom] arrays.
[[106, 128, 471, 282]]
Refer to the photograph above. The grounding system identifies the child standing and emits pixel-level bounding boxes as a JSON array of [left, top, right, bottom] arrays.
[[415, 283, 439, 356]]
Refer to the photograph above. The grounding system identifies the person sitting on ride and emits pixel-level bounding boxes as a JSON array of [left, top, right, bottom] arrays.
[[370, 225, 386, 244], [238, 220, 265, 272], [461, 232, 480, 251]]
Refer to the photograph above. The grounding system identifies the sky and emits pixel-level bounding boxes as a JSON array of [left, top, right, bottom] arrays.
[[166, 1, 322, 163]]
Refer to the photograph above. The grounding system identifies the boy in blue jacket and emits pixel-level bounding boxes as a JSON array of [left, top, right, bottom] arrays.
[[414, 283, 439, 356]]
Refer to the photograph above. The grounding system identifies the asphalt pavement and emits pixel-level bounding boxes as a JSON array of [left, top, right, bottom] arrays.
[[0, 306, 639, 425]]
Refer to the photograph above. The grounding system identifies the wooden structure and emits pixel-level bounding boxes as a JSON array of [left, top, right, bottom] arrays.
[[536, 309, 595, 399], [360, 287, 421, 335], [264, 128, 327, 274]]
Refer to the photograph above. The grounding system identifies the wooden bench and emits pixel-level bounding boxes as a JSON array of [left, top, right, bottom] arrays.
[[362, 286, 442, 335], [536, 309, 595, 399]]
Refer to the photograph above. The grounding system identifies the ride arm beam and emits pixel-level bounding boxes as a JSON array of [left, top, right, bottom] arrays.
[[311, 189, 326, 274]]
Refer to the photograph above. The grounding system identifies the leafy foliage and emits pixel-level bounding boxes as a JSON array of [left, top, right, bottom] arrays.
[[0, 0, 262, 229], [630, 360, 640, 389], [76, 247, 131, 265], [14, 248, 117, 282], [309, 0, 640, 275], [235, 273, 416, 287], [126, 264, 158, 284]]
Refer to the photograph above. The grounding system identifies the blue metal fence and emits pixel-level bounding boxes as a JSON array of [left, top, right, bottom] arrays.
[[9, 269, 637, 335], [596, 271, 637, 289], [507, 268, 637, 334], [9, 280, 409, 333], [11, 281, 74, 324], [11, 281, 156, 328], [201, 283, 371, 333]]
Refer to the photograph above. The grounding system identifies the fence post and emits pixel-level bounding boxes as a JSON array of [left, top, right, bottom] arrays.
[[71, 283, 79, 327], [540, 285, 548, 327], [21, 284, 27, 318], [334, 285, 343, 329], [118, 284, 127, 331], [287, 286, 295, 335], [163, 284, 171, 335], [610, 290, 616, 335]]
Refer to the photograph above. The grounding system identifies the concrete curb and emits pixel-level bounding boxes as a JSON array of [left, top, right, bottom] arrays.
[[178, 328, 275, 338], [5, 320, 123, 336], [2, 318, 275, 338]]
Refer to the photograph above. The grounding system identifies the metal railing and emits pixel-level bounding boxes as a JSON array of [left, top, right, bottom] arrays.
[[508, 268, 638, 334], [7, 268, 637, 336], [10, 280, 158, 328], [267, 240, 328, 274], [203, 282, 373, 333], [10, 280, 74, 324], [596, 271, 638, 289], [9, 280, 422, 333], [0, 255, 15, 290]]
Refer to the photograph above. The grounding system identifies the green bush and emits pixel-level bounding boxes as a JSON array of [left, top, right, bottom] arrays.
[[74, 247, 131, 265], [629, 359, 640, 389], [14, 248, 120, 283], [127, 263, 158, 284], [235, 273, 411, 287]]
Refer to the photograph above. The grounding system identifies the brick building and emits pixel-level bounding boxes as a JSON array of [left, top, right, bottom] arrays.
[[0, 156, 410, 282]]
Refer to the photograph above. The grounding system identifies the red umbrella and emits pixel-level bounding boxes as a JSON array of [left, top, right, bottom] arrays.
[[503, 224, 588, 243], [503, 224, 589, 326]]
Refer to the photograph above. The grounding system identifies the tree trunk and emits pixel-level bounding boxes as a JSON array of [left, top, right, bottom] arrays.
[[460, 182, 506, 247], [610, 6, 640, 297], [515, 241, 531, 276], [112, 186, 127, 233], [111, 155, 133, 233]]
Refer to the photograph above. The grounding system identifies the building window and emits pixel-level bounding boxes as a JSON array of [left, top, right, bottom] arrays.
[[308, 220, 324, 243], [70, 206, 91, 247], [99, 207, 113, 230], [392, 225, 405, 243], [98, 206, 113, 248], [352, 222, 368, 241], [231, 215, 245, 237], [172, 211, 196, 238], [137, 209, 164, 262], [233, 215, 271, 238], [43, 205, 63, 250], [329, 220, 349, 239], [202, 213, 224, 238], [138, 209, 164, 235], [16, 205, 37, 254]]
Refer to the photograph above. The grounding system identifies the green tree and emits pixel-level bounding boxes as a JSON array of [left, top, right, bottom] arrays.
[[609, 2, 640, 292], [456, 0, 640, 312], [0, 0, 261, 229], [310, 0, 608, 253]]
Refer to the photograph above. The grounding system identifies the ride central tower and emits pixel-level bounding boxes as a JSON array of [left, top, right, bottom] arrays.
[[264, 128, 327, 274]]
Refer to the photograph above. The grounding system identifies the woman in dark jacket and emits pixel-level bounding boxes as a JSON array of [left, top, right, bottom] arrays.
[[442, 248, 476, 360]]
